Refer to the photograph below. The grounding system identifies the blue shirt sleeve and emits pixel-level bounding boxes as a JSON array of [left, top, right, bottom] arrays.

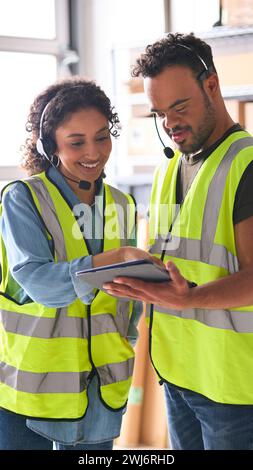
[[1, 182, 95, 307]]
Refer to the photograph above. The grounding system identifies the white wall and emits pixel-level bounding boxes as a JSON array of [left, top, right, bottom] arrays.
[[74, 0, 166, 180], [170, 0, 220, 33], [75, 0, 165, 93]]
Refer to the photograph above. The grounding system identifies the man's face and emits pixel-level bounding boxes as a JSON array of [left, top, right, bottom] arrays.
[[144, 65, 217, 155]]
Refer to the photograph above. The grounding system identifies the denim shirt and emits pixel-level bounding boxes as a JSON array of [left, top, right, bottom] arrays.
[[1, 167, 142, 445]]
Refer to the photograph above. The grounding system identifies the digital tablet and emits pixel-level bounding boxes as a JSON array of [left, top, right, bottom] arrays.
[[75, 258, 170, 290]]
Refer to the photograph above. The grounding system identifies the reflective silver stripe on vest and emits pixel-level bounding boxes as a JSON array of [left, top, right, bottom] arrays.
[[0, 361, 89, 393], [151, 137, 253, 274], [145, 304, 151, 318], [97, 357, 134, 385], [26, 177, 132, 330], [150, 235, 238, 273], [152, 160, 171, 237], [26, 177, 67, 262], [153, 305, 253, 333], [27, 179, 134, 247], [0, 358, 134, 394], [201, 137, 253, 264], [114, 299, 132, 337], [108, 185, 132, 245], [157, 160, 170, 203], [0, 309, 129, 338], [12, 178, 134, 394], [150, 137, 253, 333]]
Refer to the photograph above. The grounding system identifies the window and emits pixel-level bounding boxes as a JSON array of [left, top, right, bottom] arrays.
[[0, 0, 56, 39], [0, 0, 72, 186], [170, 0, 221, 33], [0, 52, 57, 168]]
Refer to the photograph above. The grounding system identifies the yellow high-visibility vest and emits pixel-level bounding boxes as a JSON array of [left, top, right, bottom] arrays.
[[0, 171, 136, 418], [148, 130, 253, 404]]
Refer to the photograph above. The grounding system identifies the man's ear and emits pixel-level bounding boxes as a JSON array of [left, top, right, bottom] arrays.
[[205, 73, 219, 96]]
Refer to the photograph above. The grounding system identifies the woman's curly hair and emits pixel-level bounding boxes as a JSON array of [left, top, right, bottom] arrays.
[[132, 32, 216, 80], [21, 77, 120, 175]]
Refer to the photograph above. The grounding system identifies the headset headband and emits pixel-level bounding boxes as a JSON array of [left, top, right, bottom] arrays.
[[176, 43, 209, 71]]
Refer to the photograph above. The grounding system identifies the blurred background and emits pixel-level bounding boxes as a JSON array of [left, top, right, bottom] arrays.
[[1, 0, 253, 449]]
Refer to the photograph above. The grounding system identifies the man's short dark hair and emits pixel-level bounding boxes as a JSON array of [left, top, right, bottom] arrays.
[[132, 32, 217, 81]]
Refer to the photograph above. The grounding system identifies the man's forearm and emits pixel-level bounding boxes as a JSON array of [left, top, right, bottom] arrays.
[[188, 268, 253, 309]]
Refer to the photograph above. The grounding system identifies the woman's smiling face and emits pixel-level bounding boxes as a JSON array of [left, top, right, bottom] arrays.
[[55, 107, 112, 183]]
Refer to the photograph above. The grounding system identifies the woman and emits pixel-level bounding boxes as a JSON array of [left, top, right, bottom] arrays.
[[0, 77, 155, 450]]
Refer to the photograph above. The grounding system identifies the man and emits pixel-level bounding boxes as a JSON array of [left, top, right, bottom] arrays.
[[104, 33, 253, 450]]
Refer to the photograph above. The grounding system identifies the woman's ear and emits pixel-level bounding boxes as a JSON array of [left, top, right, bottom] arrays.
[[43, 135, 57, 158]]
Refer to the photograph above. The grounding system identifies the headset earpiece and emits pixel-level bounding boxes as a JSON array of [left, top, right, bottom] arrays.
[[36, 101, 53, 162], [36, 135, 55, 160], [36, 138, 47, 158]]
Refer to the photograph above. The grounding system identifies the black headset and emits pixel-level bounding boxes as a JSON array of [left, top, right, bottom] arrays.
[[154, 43, 214, 159], [36, 101, 55, 162], [36, 93, 95, 190], [36, 85, 84, 164]]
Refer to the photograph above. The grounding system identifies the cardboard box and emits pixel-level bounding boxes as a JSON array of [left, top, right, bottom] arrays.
[[125, 78, 144, 94], [222, 0, 253, 26]]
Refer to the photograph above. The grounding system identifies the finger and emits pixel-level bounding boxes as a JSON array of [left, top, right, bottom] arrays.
[[106, 290, 139, 300], [151, 256, 165, 269], [103, 278, 133, 289], [109, 277, 146, 290], [106, 289, 145, 301], [103, 282, 138, 294], [104, 284, 131, 295], [106, 289, 129, 298], [166, 261, 188, 288], [104, 283, 153, 302]]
